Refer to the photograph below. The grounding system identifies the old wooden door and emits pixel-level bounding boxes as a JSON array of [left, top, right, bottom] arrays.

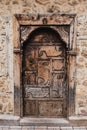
[[22, 28, 67, 117]]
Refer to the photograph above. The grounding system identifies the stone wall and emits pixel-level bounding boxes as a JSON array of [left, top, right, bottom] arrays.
[[0, 0, 87, 116]]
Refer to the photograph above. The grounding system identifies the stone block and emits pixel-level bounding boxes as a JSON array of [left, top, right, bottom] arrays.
[[0, 128, 2, 130], [73, 127, 86, 130], [3, 128, 9, 130], [9, 126, 21, 130], [35, 126, 47, 130], [48, 127, 60, 130], [22, 126, 34, 130]]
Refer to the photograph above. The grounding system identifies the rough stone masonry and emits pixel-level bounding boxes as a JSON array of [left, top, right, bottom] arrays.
[[0, 0, 87, 120]]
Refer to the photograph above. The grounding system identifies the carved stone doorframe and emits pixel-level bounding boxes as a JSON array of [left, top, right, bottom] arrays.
[[13, 14, 77, 118]]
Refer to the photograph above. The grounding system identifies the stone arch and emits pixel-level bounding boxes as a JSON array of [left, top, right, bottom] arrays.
[[23, 27, 67, 45], [21, 26, 68, 47]]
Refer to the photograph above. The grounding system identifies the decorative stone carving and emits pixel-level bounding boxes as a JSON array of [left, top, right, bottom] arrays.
[[56, 26, 69, 45], [20, 26, 31, 44]]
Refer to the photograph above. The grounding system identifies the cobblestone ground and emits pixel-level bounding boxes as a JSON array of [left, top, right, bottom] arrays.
[[0, 126, 87, 130]]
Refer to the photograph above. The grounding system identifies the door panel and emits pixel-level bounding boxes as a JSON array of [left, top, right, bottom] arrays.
[[52, 73, 64, 98], [38, 46, 62, 57], [25, 87, 50, 98], [38, 60, 51, 86], [39, 101, 63, 117]]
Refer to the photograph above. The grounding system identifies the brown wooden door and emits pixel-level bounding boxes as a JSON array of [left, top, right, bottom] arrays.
[[22, 28, 67, 117]]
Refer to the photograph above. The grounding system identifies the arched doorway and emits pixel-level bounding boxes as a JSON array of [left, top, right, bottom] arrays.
[[22, 27, 68, 117]]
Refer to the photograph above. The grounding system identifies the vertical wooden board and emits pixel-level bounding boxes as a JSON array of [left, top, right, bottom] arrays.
[[24, 72, 36, 85], [24, 100, 38, 116], [52, 73, 64, 98], [38, 60, 51, 86], [23, 46, 38, 71]]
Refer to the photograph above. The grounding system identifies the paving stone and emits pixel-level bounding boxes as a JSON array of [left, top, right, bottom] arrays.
[[1, 126, 9, 130], [35, 126, 47, 130], [22, 126, 34, 130], [3, 128, 9, 130], [60, 127, 73, 130], [10, 126, 21, 128], [10, 126, 22, 130], [48, 126, 60, 130], [9, 128, 21, 130], [2, 128, 9, 130], [21, 127, 28, 130], [66, 127, 73, 130], [73, 127, 86, 130]]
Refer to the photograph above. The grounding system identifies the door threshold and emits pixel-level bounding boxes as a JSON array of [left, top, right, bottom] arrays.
[[20, 117, 70, 126]]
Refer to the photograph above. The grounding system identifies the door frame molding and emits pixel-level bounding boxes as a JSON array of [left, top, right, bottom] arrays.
[[13, 14, 77, 118]]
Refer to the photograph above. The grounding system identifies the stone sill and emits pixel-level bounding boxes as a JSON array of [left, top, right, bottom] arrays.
[[69, 116, 87, 120], [0, 115, 20, 120], [0, 115, 87, 126], [69, 116, 87, 126]]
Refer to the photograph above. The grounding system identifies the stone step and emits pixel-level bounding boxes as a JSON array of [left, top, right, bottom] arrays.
[[20, 118, 70, 126], [0, 115, 87, 127]]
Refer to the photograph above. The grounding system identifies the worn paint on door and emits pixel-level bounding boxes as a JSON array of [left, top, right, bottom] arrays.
[[22, 28, 67, 117]]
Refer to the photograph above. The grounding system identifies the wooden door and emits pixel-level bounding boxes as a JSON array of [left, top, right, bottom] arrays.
[[22, 28, 67, 117]]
